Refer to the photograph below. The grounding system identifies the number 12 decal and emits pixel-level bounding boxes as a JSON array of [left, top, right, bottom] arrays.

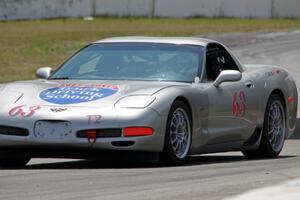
[[232, 91, 246, 117]]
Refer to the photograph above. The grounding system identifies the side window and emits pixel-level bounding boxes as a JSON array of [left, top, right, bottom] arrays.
[[205, 43, 239, 82]]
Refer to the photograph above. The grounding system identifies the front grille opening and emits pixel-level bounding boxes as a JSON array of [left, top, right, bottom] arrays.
[[0, 125, 29, 136], [76, 129, 122, 138]]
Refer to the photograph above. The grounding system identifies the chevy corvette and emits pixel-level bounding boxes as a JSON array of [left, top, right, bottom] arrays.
[[0, 37, 297, 167]]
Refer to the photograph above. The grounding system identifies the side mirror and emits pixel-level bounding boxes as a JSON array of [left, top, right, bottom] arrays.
[[213, 70, 242, 87], [36, 67, 53, 79]]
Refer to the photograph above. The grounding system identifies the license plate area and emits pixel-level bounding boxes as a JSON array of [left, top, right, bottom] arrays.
[[34, 120, 72, 139]]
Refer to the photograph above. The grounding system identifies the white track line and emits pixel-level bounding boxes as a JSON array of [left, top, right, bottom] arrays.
[[225, 179, 300, 200]]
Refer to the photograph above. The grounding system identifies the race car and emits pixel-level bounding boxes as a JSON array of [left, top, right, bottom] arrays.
[[0, 36, 297, 167]]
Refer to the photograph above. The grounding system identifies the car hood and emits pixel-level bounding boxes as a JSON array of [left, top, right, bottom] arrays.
[[0, 79, 187, 107]]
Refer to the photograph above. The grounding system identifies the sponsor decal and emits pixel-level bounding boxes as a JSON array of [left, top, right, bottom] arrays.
[[273, 69, 281, 75], [266, 69, 281, 77], [87, 115, 102, 124], [232, 91, 246, 117], [39, 84, 119, 105], [9, 105, 40, 118]]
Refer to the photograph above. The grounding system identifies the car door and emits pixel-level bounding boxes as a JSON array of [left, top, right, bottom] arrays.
[[203, 43, 258, 144]]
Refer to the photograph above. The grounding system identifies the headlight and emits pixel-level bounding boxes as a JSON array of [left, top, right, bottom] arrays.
[[115, 95, 156, 108]]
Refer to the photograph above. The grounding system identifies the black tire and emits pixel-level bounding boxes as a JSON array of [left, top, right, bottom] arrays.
[[0, 157, 31, 169], [161, 100, 192, 165], [242, 94, 286, 158]]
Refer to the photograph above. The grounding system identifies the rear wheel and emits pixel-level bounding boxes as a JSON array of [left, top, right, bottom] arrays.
[[0, 157, 31, 169], [161, 100, 192, 165], [242, 94, 286, 158]]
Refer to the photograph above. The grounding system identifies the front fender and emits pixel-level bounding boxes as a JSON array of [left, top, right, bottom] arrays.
[[150, 85, 209, 152]]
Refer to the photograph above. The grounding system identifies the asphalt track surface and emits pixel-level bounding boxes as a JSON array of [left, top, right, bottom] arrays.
[[1, 31, 300, 200]]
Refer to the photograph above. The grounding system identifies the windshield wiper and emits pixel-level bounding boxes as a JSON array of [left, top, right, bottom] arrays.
[[50, 77, 72, 80]]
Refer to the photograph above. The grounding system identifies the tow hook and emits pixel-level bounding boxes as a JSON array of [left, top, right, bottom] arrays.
[[87, 130, 97, 144]]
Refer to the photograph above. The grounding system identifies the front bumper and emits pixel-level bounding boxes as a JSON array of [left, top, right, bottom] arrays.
[[0, 105, 166, 153]]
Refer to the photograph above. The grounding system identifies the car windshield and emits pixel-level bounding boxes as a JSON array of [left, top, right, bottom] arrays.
[[50, 42, 204, 82]]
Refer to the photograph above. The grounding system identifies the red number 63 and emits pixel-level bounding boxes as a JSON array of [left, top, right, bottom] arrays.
[[232, 91, 246, 117], [9, 105, 40, 118]]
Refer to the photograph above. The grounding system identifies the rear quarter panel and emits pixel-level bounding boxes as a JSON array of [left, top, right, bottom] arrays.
[[245, 65, 298, 138]]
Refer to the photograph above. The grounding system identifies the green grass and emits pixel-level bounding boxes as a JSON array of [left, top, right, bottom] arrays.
[[1, 17, 300, 83]]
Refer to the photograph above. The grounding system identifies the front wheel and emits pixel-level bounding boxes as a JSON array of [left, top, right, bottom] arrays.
[[242, 94, 286, 158], [161, 100, 192, 165]]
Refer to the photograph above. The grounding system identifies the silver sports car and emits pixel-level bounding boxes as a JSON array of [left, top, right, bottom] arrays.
[[0, 37, 297, 167]]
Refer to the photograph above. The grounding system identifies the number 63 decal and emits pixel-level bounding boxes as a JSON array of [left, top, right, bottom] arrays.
[[232, 91, 246, 117], [9, 105, 40, 118]]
